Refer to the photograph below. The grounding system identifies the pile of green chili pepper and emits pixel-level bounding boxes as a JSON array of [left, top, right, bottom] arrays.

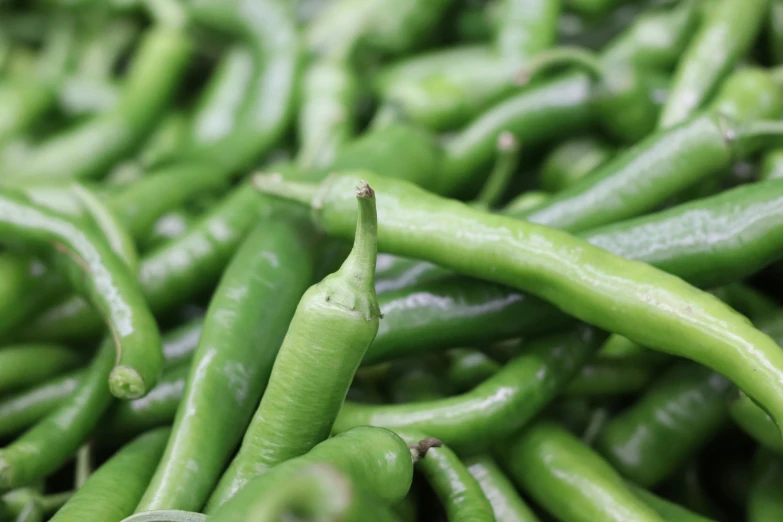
[[1, 0, 783, 520]]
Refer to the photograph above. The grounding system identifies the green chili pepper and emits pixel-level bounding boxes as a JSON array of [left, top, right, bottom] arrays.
[[596, 363, 732, 487], [498, 421, 665, 522], [565, 358, 659, 397], [20, 183, 270, 343], [49, 428, 169, 522], [384, 358, 453, 404], [0, 190, 161, 399], [748, 448, 783, 522], [0, 338, 114, 489], [0, 345, 83, 395], [136, 217, 316, 513], [255, 171, 783, 434], [502, 190, 550, 216], [0, 318, 202, 439], [366, 277, 569, 365], [465, 455, 540, 522], [297, 59, 359, 170], [140, 210, 196, 252], [185, 0, 300, 174], [658, 0, 769, 128], [205, 426, 414, 514], [334, 327, 602, 453], [188, 46, 255, 148], [401, 435, 495, 522], [445, 350, 503, 393], [1, 25, 191, 184], [515, 115, 783, 232], [708, 67, 783, 123], [540, 137, 615, 192], [208, 183, 380, 508], [209, 463, 399, 522], [99, 364, 188, 441]]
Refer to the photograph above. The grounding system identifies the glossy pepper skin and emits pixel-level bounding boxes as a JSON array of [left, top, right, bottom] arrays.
[[365, 277, 569, 365], [0, 318, 202, 440], [498, 422, 665, 522], [748, 449, 783, 522], [49, 429, 168, 522], [185, 0, 300, 174], [404, 436, 495, 522], [596, 363, 732, 487], [0, 190, 162, 399], [0, 345, 82, 395], [1, 25, 191, 184], [210, 463, 398, 522], [372, 0, 559, 132], [256, 171, 783, 435], [658, 0, 769, 128], [136, 218, 316, 513], [515, 114, 783, 232], [0, 339, 115, 489], [20, 184, 270, 343], [208, 427, 414, 514], [465, 455, 540, 522], [334, 327, 602, 454], [708, 67, 783, 123], [208, 184, 380, 509]]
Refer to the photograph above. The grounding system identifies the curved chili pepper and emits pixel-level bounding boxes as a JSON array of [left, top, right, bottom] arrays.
[[136, 218, 316, 513], [210, 463, 399, 522], [49, 428, 169, 522], [500, 422, 665, 522], [208, 183, 380, 508], [465, 455, 540, 522], [516, 115, 783, 232], [0, 190, 161, 399], [256, 171, 783, 434], [205, 426, 414, 514], [19, 183, 271, 343], [658, 0, 769, 128], [334, 327, 602, 453], [1, 25, 191, 183], [0, 344, 83, 395], [597, 363, 732, 487]]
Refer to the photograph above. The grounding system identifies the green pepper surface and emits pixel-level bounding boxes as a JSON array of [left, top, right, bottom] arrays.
[[499, 421, 664, 522], [256, 171, 783, 437], [136, 216, 317, 513]]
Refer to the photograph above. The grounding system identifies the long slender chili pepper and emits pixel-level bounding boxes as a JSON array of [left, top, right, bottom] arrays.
[[334, 327, 602, 453], [49, 429, 169, 522], [1, 24, 191, 184], [0, 338, 114, 489], [0, 344, 83, 394], [401, 435, 495, 522], [0, 190, 161, 399], [136, 217, 316, 513], [658, 0, 769, 128], [465, 455, 540, 522], [596, 363, 732, 487], [207, 183, 379, 509], [206, 426, 414, 514], [255, 171, 783, 434], [515, 114, 783, 232], [498, 422, 665, 522], [19, 183, 271, 343], [540, 136, 615, 192], [627, 483, 716, 522]]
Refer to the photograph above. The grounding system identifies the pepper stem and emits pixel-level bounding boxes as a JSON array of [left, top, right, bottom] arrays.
[[474, 131, 521, 209], [252, 173, 318, 208], [732, 120, 783, 158], [337, 181, 378, 297], [515, 46, 603, 86]]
